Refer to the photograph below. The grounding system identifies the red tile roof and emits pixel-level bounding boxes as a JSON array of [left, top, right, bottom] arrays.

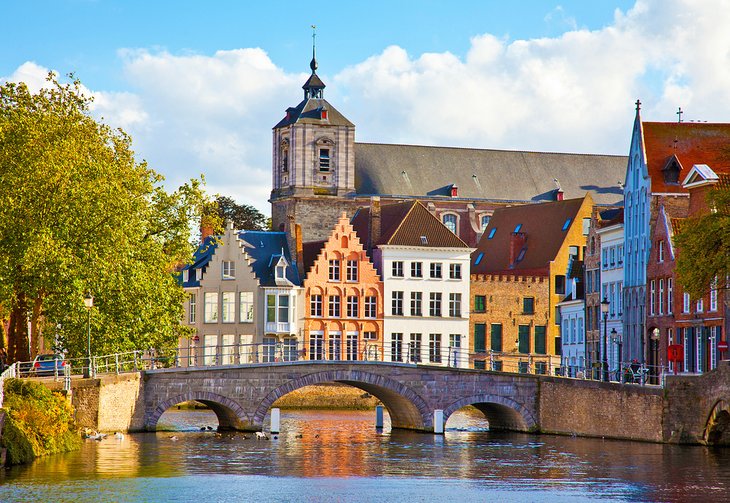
[[471, 197, 588, 275], [351, 200, 469, 249], [643, 122, 730, 193]]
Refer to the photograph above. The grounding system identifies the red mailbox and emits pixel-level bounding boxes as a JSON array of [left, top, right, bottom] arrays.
[[667, 344, 684, 362]]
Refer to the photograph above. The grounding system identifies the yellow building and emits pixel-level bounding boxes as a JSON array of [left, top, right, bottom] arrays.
[[469, 195, 593, 373]]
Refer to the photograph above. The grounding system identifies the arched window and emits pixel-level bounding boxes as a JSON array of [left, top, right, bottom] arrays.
[[442, 214, 457, 235]]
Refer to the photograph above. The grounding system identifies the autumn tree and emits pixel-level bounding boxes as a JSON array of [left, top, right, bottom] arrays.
[[674, 184, 730, 301], [214, 195, 268, 231], [0, 74, 217, 362]]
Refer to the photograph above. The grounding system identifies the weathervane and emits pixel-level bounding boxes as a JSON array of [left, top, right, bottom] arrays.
[[310, 25, 318, 73], [677, 107, 683, 123]]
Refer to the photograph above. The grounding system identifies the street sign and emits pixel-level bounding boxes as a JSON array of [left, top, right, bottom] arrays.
[[718, 341, 729, 352]]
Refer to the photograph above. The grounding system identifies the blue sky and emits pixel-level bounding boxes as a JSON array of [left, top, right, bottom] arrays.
[[3, 0, 730, 212]]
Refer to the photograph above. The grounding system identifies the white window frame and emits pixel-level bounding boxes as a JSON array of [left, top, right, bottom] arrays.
[[310, 294, 323, 317], [346, 295, 359, 318], [189, 293, 197, 324], [328, 259, 340, 281], [204, 292, 218, 323], [442, 213, 458, 235], [346, 260, 358, 282], [239, 292, 254, 323], [667, 279, 673, 314], [449, 293, 461, 317], [365, 296, 377, 318], [710, 277, 718, 312], [649, 280, 655, 316], [222, 260, 235, 280], [449, 263, 462, 280], [222, 292, 236, 323]]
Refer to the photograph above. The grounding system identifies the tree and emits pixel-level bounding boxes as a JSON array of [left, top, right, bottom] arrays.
[[0, 74, 216, 362], [214, 196, 268, 231], [674, 184, 730, 300]]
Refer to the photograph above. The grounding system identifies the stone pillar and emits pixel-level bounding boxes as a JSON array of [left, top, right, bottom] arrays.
[[434, 409, 444, 434], [270, 408, 281, 434], [375, 405, 384, 429]]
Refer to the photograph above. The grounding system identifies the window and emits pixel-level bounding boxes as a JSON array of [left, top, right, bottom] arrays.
[[555, 275, 566, 295], [222, 260, 235, 279], [392, 291, 404, 316], [474, 295, 486, 313], [391, 333, 403, 362], [204, 292, 218, 323], [222, 292, 235, 323], [449, 293, 461, 317], [668, 278, 673, 314], [474, 252, 484, 265], [683, 292, 690, 313], [449, 263, 462, 279], [490, 324, 502, 352], [518, 325, 530, 353], [221, 334, 235, 365], [346, 295, 359, 318], [474, 323, 486, 353], [488, 228, 497, 239], [650, 280, 655, 316], [328, 260, 340, 281], [392, 261, 404, 277], [659, 279, 664, 315], [411, 262, 423, 278], [240, 292, 254, 322], [523, 297, 535, 314], [276, 263, 286, 280], [658, 240, 664, 262], [710, 278, 718, 312], [429, 334, 442, 363], [328, 334, 341, 360], [346, 260, 358, 282], [364, 331, 377, 340], [535, 326, 547, 354], [697, 298, 704, 313], [410, 291, 422, 316], [346, 334, 358, 361], [310, 294, 323, 317], [267, 294, 290, 324], [189, 294, 197, 324], [602, 249, 608, 270], [329, 295, 341, 318], [480, 215, 491, 231], [319, 148, 330, 171], [442, 214, 457, 234], [562, 218, 572, 231], [365, 296, 377, 318], [309, 332, 324, 360], [618, 245, 624, 266], [409, 333, 422, 363], [430, 263, 442, 278], [429, 292, 442, 317]]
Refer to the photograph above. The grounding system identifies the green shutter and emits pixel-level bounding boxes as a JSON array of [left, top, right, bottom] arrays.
[[518, 325, 530, 353], [490, 324, 502, 352], [474, 323, 486, 353], [535, 325, 547, 354]]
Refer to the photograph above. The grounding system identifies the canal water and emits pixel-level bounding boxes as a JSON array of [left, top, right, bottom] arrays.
[[1, 407, 729, 502]]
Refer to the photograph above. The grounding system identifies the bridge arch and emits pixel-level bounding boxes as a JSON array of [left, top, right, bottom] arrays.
[[146, 391, 250, 431], [442, 394, 537, 432], [253, 369, 432, 431], [703, 400, 730, 446]]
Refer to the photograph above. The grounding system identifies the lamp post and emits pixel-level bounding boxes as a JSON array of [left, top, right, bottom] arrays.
[[650, 328, 660, 385], [600, 297, 610, 382], [83, 294, 94, 378], [611, 328, 621, 382]]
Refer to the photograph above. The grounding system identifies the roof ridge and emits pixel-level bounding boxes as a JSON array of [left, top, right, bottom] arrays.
[[355, 141, 626, 159]]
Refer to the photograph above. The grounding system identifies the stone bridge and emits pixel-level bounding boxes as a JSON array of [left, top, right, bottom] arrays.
[[57, 360, 730, 444]]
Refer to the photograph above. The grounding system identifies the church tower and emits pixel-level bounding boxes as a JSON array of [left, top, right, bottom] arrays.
[[270, 33, 356, 242]]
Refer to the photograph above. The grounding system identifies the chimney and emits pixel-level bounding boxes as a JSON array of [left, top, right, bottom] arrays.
[[368, 196, 381, 252], [295, 223, 304, 279], [509, 232, 527, 266], [450, 184, 458, 197], [555, 189, 564, 201], [200, 215, 215, 244]]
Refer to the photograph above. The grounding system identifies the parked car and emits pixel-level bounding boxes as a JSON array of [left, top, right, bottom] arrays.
[[31, 354, 68, 376]]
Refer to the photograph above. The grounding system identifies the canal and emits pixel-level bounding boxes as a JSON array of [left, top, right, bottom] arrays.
[[2, 407, 729, 502]]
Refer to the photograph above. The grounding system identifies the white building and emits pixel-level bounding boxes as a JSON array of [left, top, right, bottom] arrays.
[[598, 219, 624, 374], [352, 200, 473, 367], [558, 294, 585, 377]]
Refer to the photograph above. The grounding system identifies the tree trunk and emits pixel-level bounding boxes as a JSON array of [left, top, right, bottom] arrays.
[[8, 295, 30, 363]]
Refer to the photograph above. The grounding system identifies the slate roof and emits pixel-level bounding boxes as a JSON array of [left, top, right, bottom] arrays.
[[238, 231, 300, 286], [471, 196, 588, 275], [351, 200, 470, 251], [353, 143, 626, 205], [180, 236, 217, 288], [302, 239, 327, 279], [274, 97, 354, 128], [642, 122, 730, 193]]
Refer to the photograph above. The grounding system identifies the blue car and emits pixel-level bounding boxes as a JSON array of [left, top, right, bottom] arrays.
[[32, 354, 68, 376]]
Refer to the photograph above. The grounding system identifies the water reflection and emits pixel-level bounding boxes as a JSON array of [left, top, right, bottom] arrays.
[[2, 407, 730, 503]]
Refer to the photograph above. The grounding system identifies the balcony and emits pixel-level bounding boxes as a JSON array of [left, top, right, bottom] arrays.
[[266, 321, 291, 334]]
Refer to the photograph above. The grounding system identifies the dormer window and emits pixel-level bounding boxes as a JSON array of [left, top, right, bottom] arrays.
[[321, 109, 328, 120], [662, 156, 681, 184], [276, 264, 286, 279]]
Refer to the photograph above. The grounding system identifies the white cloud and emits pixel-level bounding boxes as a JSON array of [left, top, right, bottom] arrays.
[[3, 0, 730, 213]]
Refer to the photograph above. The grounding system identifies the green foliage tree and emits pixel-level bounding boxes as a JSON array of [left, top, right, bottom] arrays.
[[0, 74, 217, 362], [214, 195, 268, 231], [674, 184, 730, 300]]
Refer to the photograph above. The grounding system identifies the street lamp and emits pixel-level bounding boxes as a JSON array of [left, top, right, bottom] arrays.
[[611, 328, 621, 382], [83, 294, 94, 378], [650, 328, 660, 384], [600, 297, 610, 382]]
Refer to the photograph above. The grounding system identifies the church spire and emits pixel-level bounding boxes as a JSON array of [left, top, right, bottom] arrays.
[[303, 25, 325, 99]]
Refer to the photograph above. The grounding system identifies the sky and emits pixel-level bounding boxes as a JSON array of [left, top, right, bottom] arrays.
[[3, 0, 730, 213]]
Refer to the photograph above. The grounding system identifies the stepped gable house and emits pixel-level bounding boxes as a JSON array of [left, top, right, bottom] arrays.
[[270, 53, 627, 250]]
